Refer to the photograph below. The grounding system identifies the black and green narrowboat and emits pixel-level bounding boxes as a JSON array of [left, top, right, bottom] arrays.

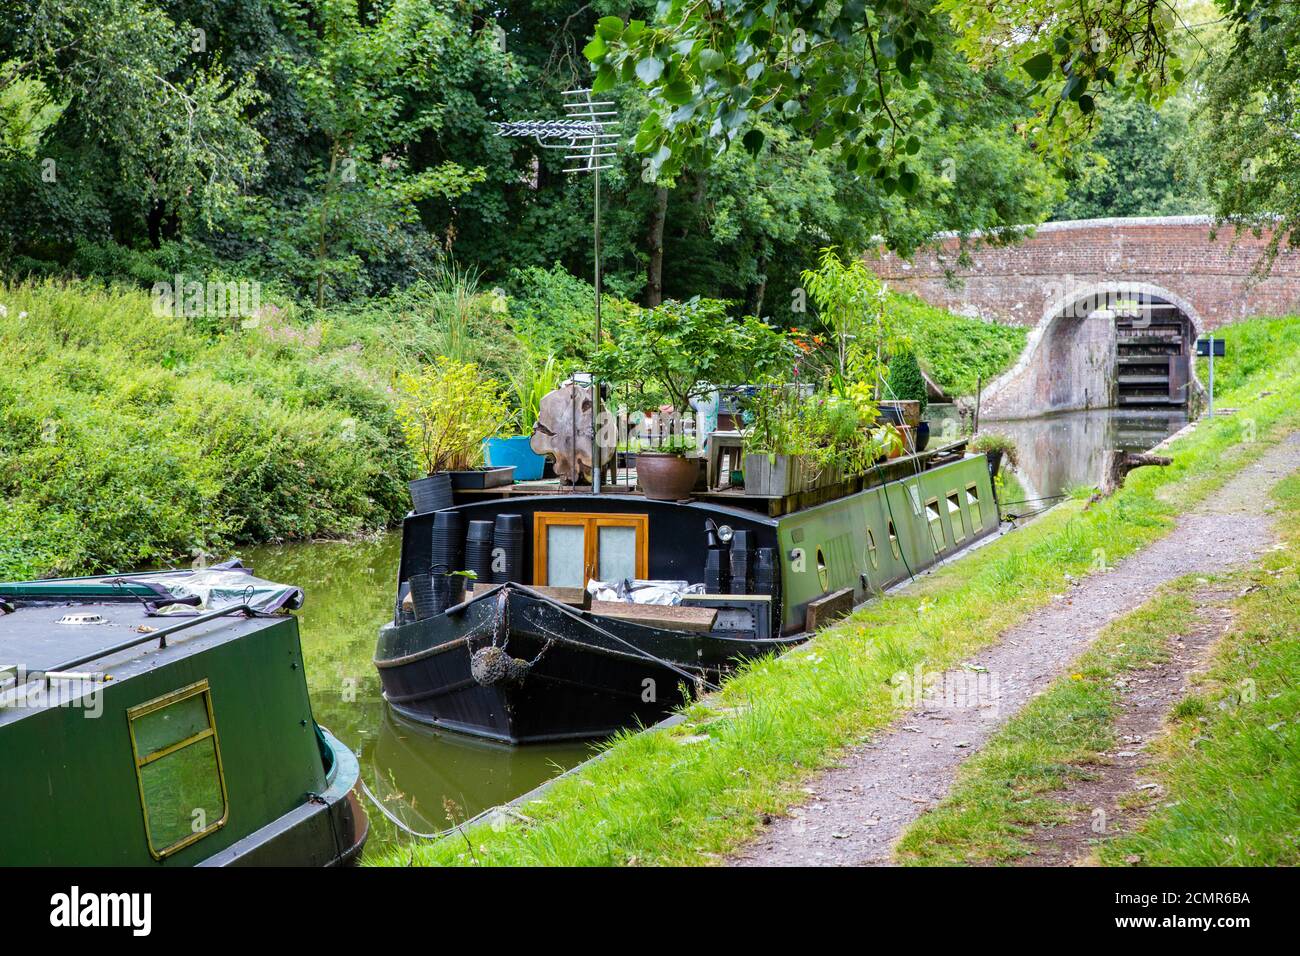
[[0, 565, 367, 866], [375, 440, 1000, 744]]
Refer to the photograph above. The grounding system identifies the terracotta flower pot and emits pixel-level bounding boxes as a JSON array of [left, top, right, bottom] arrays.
[[637, 452, 700, 501]]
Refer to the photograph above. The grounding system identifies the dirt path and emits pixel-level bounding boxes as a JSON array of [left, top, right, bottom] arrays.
[[731, 433, 1300, 867], [1017, 589, 1234, 866]]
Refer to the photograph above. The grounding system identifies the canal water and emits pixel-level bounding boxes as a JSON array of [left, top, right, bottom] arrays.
[[245, 534, 594, 855], [930, 405, 1189, 507], [247, 405, 1186, 856]]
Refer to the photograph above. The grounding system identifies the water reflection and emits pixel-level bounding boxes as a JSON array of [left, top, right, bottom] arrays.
[[931, 405, 1188, 503], [243, 535, 594, 854]]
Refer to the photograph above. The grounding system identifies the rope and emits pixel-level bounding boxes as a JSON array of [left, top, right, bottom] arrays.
[[514, 589, 722, 693], [357, 776, 495, 841], [997, 494, 1067, 507]]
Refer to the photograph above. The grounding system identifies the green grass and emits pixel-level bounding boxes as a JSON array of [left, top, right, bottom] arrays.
[[373, 316, 1300, 867], [893, 580, 1201, 865], [1096, 474, 1300, 866], [0, 279, 413, 578], [889, 292, 1028, 397]]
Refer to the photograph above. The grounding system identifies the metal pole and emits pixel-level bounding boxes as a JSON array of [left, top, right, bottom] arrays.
[[592, 165, 601, 494], [1208, 332, 1215, 419]]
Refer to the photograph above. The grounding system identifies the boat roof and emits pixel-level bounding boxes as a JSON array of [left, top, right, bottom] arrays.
[[0, 598, 291, 727]]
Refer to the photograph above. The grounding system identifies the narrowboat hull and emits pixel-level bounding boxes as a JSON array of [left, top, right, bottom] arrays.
[[375, 584, 801, 743], [0, 571, 367, 866]]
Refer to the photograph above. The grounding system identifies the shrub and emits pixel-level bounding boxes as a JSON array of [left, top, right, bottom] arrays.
[[886, 347, 929, 415]]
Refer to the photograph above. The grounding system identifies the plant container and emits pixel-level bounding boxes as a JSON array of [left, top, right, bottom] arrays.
[[483, 436, 546, 481], [637, 452, 700, 501], [408, 473, 454, 514], [448, 466, 515, 490]]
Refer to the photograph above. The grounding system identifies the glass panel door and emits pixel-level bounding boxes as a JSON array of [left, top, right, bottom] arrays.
[[544, 523, 587, 587], [597, 524, 638, 582]]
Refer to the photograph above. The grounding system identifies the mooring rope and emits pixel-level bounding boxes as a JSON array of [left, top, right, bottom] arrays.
[[357, 775, 496, 842]]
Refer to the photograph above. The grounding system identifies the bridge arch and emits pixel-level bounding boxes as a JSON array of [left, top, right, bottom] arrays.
[[977, 281, 1205, 420]]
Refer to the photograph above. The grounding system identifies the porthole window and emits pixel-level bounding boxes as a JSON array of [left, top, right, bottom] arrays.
[[816, 547, 830, 592], [865, 528, 879, 569], [887, 519, 901, 560], [127, 680, 228, 860]]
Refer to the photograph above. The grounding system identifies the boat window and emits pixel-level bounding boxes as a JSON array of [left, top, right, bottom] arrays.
[[865, 528, 879, 569], [816, 548, 829, 592], [545, 522, 587, 588], [947, 492, 966, 543], [887, 519, 901, 560], [925, 498, 945, 553], [598, 524, 638, 582], [965, 483, 982, 523], [127, 679, 228, 860], [534, 513, 648, 587]]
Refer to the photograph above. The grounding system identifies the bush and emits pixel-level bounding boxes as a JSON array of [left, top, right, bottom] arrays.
[[0, 278, 412, 580], [886, 347, 929, 415]]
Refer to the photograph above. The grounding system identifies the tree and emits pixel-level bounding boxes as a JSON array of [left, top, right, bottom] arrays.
[[1187, 0, 1300, 265], [1054, 96, 1208, 220], [591, 296, 792, 412], [0, 0, 265, 259], [584, 1, 1182, 194]]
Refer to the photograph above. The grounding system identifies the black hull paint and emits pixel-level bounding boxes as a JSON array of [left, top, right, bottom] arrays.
[[375, 586, 802, 744]]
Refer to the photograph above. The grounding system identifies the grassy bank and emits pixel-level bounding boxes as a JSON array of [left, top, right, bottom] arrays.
[[374, 314, 1300, 867], [889, 293, 1028, 397], [895, 473, 1300, 866], [892, 579, 1202, 865], [0, 280, 411, 579], [1097, 474, 1300, 866]]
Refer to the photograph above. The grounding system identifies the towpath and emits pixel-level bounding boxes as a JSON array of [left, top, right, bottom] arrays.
[[730, 432, 1300, 866]]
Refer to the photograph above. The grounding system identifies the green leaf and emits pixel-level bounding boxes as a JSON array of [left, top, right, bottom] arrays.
[[1022, 51, 1055, 82], [663, 80, 693, 105], [699, 48, 725, 72], [596, 16, 625, 40], [1078, 94, 1095, 114], [592, 63, 617, 92], [583, 35, 607, 62], [636, 57, 664, 83], [742, 129, 764, 154]]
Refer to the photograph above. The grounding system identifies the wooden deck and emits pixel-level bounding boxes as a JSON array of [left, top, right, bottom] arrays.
[[453, 442, 971, 517]]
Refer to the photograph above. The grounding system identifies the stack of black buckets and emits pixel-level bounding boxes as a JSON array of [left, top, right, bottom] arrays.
[[408, 511, 526, 621], [705, 528, 777, 598]]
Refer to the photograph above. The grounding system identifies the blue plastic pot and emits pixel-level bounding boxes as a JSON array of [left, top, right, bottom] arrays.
[[483, 435, 546, 481]]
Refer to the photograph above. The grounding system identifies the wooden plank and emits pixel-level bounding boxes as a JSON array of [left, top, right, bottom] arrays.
[[804, 587, 855, 633], [590, 600, 718, 633], [512, 585, 591, 609]]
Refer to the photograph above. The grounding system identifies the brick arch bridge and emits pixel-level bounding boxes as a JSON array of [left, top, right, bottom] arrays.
[[870, 216, 1300, 419]]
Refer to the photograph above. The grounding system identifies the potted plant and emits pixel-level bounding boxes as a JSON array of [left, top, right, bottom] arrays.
[[970, 432, 1019, 481], [483, 353, 559, 481], [886, 347, 930, 451], [592, 297, 790, 501], [396, 357, 511, 512]]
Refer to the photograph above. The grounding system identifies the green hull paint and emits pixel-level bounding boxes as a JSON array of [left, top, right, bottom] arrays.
[[777, 455, 998, 632], [0, 612, 363, 865]]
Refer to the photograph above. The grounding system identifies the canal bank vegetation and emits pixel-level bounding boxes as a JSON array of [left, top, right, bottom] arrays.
[[1099, 474, 1300, 866], [374, 313, 1300, 866], [0, 273, 1017, 581]]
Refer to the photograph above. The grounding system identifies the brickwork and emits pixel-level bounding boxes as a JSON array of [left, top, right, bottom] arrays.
[[870, 217, 1300, 329]]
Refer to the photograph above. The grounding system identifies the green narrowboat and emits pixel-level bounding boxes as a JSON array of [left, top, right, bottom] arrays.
[[0, 567, 366, 866]]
